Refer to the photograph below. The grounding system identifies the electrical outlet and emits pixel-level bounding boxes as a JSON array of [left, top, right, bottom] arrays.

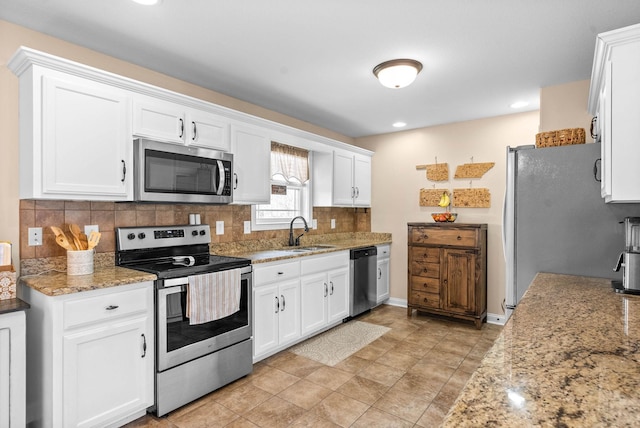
[[28, 227, 43, 246], [331, 219, 336, 229], [312, 219, 318, 230], [216, 221, 224, 235], [243, 221, 251, 234], [84, 225, 99, 235]]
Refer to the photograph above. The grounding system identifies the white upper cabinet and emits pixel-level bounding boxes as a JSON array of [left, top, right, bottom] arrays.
[[588, 23, 640, 203], [230, 123, 271, 204], [9, 47, 372, 203], [313, 150, 372, 207], [133, 97, 230, 151], [14, 68, 132, 201]]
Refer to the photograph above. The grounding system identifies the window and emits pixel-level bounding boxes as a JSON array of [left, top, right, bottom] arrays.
[[252, 143, 312, 230]]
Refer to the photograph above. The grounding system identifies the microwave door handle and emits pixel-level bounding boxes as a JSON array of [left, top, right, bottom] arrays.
[[216, 160, 225, 195]]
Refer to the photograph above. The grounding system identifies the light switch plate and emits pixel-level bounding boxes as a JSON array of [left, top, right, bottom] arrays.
[[84, 225, 99, 235], [331, 219, 336, 229], [28, 227, 43, 246], [244, 221, 251, 234], [216, 221, 224, 235], [312, 219, 318, 229]]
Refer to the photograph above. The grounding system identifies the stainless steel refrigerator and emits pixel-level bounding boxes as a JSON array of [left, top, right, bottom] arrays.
[[503, 143, 640, 316]]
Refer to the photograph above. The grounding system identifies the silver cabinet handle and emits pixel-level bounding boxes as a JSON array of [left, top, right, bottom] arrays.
[[378, 267, 382, 280], [233, 173, 238, 190], [192, 121, 197, 141], [281, 294, 285, 312], [275, 296, 279, 313], [324, 283, 328, 297], [141, 334, 147, 358], [105, 305, 119, 311], [179, 118, 184, 138], [330, 281, 334, 295], [355, 187, 360, 198]]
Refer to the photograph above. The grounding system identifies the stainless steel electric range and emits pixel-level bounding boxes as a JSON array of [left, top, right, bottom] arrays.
[[116, 224, 252, 417]]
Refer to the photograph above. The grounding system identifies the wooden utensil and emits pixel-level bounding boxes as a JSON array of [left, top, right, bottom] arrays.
[[55, 234, 75, 251], [68, 224, 84, 250], [50, 226, 76, 250], [87, 231, 101, 250], [79, 232, 88, 251]]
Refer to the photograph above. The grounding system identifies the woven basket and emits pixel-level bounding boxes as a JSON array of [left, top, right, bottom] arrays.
[[536, 128, 586, 148]]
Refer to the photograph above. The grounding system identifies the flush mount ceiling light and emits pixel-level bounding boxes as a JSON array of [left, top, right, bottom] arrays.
[[373, 59, 423, 89], [132, 0, 161, 5]]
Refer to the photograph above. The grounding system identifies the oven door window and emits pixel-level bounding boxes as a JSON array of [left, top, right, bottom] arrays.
[[145, 149, 229, 195], [157, 273, 252, 372]]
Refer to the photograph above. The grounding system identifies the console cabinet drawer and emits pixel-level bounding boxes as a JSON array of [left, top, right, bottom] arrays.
[[409, 290, 440, 309], [410, 228, 477, 247]]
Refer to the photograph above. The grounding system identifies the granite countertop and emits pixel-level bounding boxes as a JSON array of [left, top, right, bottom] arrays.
[[19, 267, 157, 297], [0, 298, 30, 314], [213, 232, 392, 263], [442, 272, 640, 427]]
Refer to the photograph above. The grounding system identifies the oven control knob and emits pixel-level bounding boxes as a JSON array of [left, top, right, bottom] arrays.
[[138, 233, 146, 240], [192, 230, 198, 236], [127, 233, 135, 240], [199, 230, 206, 236]]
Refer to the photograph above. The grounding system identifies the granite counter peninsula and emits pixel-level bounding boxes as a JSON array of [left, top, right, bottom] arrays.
[[442, 272, 640, 427]]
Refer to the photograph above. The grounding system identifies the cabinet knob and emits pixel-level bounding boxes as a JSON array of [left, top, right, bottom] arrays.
[[423, 297, 429, 303], [457, 236, 462, 240]]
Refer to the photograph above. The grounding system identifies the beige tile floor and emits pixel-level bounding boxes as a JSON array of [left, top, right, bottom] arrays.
[[125, 305, 502, 428]]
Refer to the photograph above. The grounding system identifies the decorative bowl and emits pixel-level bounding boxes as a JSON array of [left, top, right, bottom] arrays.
[[431, 212, 457, 222]]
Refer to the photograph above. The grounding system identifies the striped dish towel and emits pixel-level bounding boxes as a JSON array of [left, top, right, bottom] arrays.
[[186, 269, 241, 325]]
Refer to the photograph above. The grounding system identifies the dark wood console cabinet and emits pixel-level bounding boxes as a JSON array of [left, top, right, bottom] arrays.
[[407, 223, 487, 328]]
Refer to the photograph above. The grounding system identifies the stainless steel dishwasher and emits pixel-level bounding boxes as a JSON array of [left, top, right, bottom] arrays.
[[349, 246, 378, 318]]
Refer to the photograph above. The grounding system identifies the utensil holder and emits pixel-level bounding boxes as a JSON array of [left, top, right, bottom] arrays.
[[67, 249, 94, 275]]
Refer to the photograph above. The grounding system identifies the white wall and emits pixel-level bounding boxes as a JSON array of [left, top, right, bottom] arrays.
[[355, 111, 540, 316]]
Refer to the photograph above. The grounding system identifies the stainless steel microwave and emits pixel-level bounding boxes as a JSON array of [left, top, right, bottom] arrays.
[[133, 138, 233, 204]]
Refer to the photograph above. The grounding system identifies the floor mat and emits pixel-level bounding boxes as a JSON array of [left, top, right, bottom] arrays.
[[289, 320, 390, 366]]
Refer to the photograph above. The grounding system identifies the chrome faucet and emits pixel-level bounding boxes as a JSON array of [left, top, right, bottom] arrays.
[[289, 216, 309, 246]]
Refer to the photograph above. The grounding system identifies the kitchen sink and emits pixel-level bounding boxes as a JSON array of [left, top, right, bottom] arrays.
[[283, 244, 336, 253]]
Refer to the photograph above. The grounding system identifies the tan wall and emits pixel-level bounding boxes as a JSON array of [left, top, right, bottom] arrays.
[[540, 79, 593, 140], [355, 111, 540, 316], [0, 19, 354, 271]]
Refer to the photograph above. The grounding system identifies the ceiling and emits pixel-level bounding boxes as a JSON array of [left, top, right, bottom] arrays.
[[2, 1, 640, 138]]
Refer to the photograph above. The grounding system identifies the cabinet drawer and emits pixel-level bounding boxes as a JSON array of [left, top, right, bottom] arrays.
[[254, 260, 300, 286], [411, 262, 439, 278], [410, 228, 477, 247], [300, 251, 348, 276], [64, 286, 150, 330], [410, 276, 440, 294], [410, 247, 439, 263], [409, 290, 440, 309]]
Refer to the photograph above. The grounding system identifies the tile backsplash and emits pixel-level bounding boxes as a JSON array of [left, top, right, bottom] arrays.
[[19, 200, 371, 259]]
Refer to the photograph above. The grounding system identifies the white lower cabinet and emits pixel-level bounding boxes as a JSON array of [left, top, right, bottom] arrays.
[[376, 244, 391, 305], [0, 310, 26, 428], [252, 251, 350, 362], [300, 252, 349, 337], [253, 261, 301, 361], [20, 281, 154, 428]]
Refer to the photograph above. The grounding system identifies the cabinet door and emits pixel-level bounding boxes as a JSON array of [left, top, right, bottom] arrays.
[[441, 249, 476, 315], [277, 279, 301, 347], [353, 154, 372, 207], [377, 257, 390, 304], [41, 75, 131, 199], [300, 273, 329, 336], [332, 152, 355, 206], [133, 98, 185, 143], [186, 109, 230, 152], [253, 284, 279, 358], [62, 316, 151, 428], [327, 267, 349, 323], [230, 124, 271, 204], [0, 311, 26, 428]]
